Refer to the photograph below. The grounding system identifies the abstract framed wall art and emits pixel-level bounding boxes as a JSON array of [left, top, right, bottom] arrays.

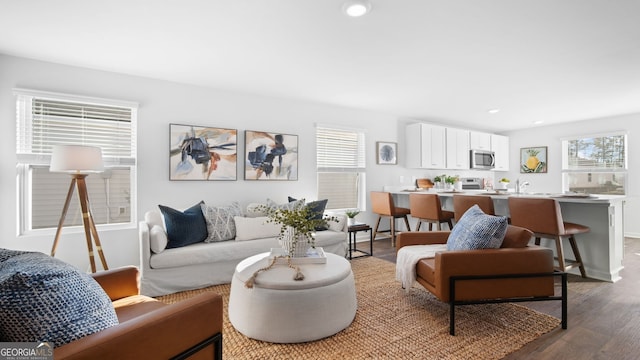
[[244, 130, 298, 180], [169, 124, 237, 180], [376, 141, 397, 165], [520, 146, 548, 173]]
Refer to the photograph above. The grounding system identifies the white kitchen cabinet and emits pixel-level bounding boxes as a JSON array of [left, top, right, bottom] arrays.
[[446, 127, 470, 169], [491, 134, 509, 171], [405, 123, 446, 169], [469, 131, 492, 150]]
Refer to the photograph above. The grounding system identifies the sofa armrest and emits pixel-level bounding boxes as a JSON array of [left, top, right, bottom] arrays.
[[436, 247, 554, 277], [433, 247, 555, 302], [396, 231, 449, 251], [139, 220, 152, 272], [55, 292, 223, 360], [91, 266, 140, 300]]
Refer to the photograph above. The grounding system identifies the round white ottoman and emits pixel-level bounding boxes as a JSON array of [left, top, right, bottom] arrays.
[[228, 252, 357, 343]]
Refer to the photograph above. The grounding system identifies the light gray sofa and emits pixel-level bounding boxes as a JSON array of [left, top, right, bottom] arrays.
[[139, 205, 348, 297]]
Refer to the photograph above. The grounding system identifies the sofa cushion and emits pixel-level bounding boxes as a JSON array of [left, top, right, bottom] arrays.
[[149, 225, 168, 254], [267, 198, 305, 211], [446, 205, 508, 251], [159, 202, 208, 249], [0, 248, 119, 347], [416, 258, 436, 286], [327, 215, 346, 232], [501, 225, 534, 248], [201, 202, 243, 242], [288, 197, 329, 231], [145, 210, 165, 229], [234, 216, 281, 241], [245, 202, 267, 218]]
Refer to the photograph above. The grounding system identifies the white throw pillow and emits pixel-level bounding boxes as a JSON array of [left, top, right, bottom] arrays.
[[328, 215, 347, 232], [145, 211, 165, 230], [266, 198, 305, 211], [234, 216, 281, 241], [149, 225, 168, 254], [245, 202, 267, 218]]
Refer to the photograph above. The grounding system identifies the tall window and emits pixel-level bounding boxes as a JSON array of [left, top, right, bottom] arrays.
[[561, 132, 627, 195], [316, 125, 366, 210], [15, 89, 137, 235]]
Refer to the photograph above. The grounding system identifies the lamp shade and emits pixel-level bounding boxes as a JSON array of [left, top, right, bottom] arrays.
[[50, 145, 104, 173]]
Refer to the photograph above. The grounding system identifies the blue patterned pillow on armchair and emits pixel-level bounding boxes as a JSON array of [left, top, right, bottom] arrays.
[[446, 205, 508, 250], [0, 248, 118, 347]]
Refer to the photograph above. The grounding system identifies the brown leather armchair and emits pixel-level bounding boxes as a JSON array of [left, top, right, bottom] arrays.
[[396, 225, 567, 335], [55, 266, 223, 360]]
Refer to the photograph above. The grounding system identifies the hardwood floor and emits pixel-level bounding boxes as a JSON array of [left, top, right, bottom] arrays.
[[367, 235, 640, 360]]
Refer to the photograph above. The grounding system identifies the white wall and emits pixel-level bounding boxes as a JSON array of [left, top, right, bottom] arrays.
[[0, 54, 404, 270], [1, 54, 637, 272], [500, 115, 639, 237]]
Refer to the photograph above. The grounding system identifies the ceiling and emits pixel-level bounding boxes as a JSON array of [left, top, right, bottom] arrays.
[[1, 0, 639, 132]]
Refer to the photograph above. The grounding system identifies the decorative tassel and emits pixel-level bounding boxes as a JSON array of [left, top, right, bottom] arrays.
[[293, 267, 305, 281], [287, 257, 305, 281]]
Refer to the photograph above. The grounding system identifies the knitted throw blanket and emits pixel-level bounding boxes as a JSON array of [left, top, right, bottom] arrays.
[[395, 244, 448, 292]]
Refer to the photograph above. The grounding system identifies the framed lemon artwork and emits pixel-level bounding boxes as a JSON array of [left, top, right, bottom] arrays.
[[520, 146, 547, 173]]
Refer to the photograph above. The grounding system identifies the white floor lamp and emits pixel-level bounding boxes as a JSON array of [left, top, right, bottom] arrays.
[[49, 144, 109, 273]]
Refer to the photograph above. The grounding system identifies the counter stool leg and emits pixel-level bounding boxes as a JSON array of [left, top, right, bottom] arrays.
[[569, 235, 587, 277]]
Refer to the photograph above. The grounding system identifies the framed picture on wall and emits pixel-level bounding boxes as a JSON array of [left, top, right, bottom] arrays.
[[520, 146, 548, 173], [244, 130, 298, 180], [169, 124, 237, 180], [376, 141, 397, 165]]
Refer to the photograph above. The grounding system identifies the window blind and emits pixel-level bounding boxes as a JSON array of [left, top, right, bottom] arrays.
[[316, 127, 365, 171], [16, 89, 137, 166], [316, 126, 365, 210], [14, 89, 137, 232]]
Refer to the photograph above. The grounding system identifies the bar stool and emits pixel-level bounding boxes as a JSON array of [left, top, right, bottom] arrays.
[[452, 194, 495, 222], [370, 191, 411, 246], [508, 197, 588, 277], [409, 193, 454, 231]]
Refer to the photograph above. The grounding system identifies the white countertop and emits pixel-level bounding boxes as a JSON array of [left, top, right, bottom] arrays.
[[391, 188, 626, 204]]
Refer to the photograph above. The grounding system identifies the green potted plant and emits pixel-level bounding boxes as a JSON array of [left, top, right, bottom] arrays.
[[345, 209, 360, 225], [259, 203, 336, 257], [497, 177, 510, 190], [433, 175, 445, 189], [445, 175, 459, 190]]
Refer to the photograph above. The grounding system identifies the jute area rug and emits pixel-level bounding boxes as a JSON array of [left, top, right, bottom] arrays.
[[157, 256, 560, 359]]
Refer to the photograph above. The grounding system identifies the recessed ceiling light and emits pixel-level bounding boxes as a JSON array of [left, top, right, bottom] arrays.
[[487, 108, 500, 114], [343, 1, 372, 17], [533, 120, 544, 125]]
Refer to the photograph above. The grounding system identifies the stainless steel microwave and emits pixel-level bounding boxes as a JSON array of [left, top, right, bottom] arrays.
[[470, 149, 495, 170]]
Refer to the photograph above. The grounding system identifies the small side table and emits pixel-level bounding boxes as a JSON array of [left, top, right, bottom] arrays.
[[347, 222, 373, 259]]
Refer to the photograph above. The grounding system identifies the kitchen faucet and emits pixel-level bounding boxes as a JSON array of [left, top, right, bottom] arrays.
[[516, 179, 530, 194]]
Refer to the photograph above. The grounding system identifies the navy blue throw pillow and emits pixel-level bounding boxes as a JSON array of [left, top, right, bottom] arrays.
[[159, 201, 208, 249], [288, 197, 329, 231]]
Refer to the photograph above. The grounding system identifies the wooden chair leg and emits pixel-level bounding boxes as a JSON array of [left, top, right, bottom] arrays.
[[372, 216, 382, 241], [535, 237, 541, 246], [403, 216, 411, 232], [569, 235, 587, 277], [390, 218, 396, 247], [415, 220, 422, 232], [447, 219, 453, 230], [554, 236, 567, 272]]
